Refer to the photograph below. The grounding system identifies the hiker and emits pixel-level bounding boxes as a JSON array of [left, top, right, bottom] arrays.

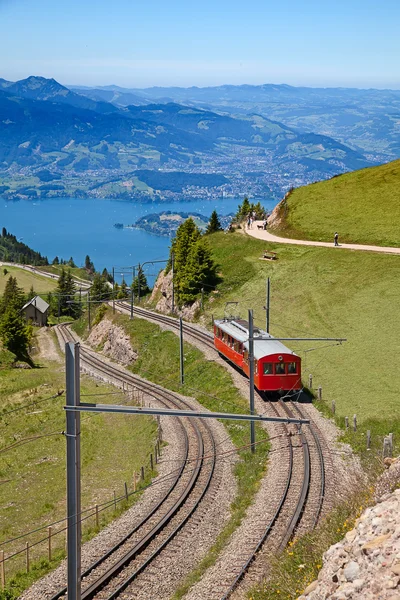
[[263, 219, 267, 230], [334, 232, 339, 246]]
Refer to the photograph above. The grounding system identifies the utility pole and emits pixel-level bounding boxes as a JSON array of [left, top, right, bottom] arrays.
[[130, 266, 135, 320], [266, 277, 270, 333], [171, 252, 175, 314], [58, 295, 61, 324], [201, 287, 204, 311], [137, 263, 141, 305], [112, 267, 115, 314], [87, 291, 91, 330], [65, 342, 81, 600], [179, 317, 184, 385], [248, 309, 256, 453]]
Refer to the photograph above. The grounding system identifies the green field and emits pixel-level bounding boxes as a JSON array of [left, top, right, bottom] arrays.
[[204, 232, 400, 428], [0, 349, 157, 592], [271, 159, 400, 246], [36, 264, 91, 282], [0, 266, 58, 294]]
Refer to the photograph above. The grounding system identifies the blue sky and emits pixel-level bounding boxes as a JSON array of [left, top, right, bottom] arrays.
[[1, 0, 399, 88]]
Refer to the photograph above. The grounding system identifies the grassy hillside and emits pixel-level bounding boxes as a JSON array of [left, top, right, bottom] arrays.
[[0, 348, 157, 594], [0, 265, 57, 294], [270, 159, 400, 246], [204, 232, 399, 431]]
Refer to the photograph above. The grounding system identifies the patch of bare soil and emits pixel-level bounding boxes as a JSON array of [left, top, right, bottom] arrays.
[[35, 328, 62, 362]]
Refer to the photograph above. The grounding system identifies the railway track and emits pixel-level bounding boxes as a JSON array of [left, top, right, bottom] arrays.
[[112, 302, 329, 598], [52, 324, 220, 600]]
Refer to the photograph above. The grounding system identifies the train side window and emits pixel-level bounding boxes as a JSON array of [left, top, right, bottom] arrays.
[[243, 351, 249, 364], [263, 362, 273, 375], [234, 340, 239, 352], [288, 362, 297, 374], [275, 363, 285, 375], [255, 361, 258, 375]]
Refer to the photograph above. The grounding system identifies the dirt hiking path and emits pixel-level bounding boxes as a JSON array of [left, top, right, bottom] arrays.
[[246, 222, 400, 255]]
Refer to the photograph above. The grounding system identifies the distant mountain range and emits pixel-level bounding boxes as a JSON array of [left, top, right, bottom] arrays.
[[0, 76, 391, 202]]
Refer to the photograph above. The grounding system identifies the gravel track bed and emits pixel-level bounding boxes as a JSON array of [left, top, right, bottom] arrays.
[[19, 340, 184, 600], [34, 324, 236, 600], [111, 306, 364, 598]]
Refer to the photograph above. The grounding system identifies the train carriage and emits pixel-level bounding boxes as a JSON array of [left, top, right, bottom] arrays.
[[214, 318, 301, 392]]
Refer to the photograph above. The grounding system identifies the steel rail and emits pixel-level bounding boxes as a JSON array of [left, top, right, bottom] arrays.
[[96, 305, 326, 595], [49, 328, 191, 600], [290, 400, 325, 528], [54, 324, 217, 600]]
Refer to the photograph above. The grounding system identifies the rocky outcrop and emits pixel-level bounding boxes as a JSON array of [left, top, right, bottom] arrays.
[[149, 269, 201, 322], [299, 457, 400, 600], [87, 318, 137, 365]]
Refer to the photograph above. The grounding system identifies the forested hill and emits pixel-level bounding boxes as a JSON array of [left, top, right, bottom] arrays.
[[0, 228, 49, 265]]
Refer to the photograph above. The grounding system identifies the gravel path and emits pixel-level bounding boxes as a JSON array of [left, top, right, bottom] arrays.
[[246, 222, 400, 255]]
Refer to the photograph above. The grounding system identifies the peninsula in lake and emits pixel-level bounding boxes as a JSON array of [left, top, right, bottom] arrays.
[[129, 211, 233, 236]]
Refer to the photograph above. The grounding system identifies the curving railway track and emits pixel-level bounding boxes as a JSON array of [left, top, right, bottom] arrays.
[[37, 304, 331, 599], [112, 302, 329, 598], [52, 324, 220, 600]]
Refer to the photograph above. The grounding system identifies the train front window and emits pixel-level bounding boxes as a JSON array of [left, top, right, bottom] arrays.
[[288, 362, 297, 374], [275, 363, 285, 375], [263, 362, 273, 375]]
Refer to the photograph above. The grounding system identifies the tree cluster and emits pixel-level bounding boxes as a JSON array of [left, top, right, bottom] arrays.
[[0, 276, 32, 359], [0, 228, 49, 266], [167, 218, 219, 307], [234, 197, 267, 222]]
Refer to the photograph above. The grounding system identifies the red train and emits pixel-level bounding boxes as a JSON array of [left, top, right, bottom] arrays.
[[214, 318, 301, 392]]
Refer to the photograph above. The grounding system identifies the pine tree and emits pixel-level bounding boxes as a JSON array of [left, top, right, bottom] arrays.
[[52, 256, 59, 265], [90, 273, 110, 303], [85, 255, 95, 273], [1, 276, 25, 315], [56, 268, 80, 317], [132, 267, 150, 297], [205, 210, 222, 234], [178, 238, 218, 304], [26, 285, 36, 302], [0, 308, 29, 358], [117, 279, 129, 299]]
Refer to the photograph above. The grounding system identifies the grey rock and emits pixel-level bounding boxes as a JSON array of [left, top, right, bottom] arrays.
[[344, 560, 360, 582]]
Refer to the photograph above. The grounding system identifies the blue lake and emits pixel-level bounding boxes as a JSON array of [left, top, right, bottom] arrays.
[[0, 197, 276, 284]]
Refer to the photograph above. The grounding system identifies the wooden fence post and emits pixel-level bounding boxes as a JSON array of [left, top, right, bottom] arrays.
[[309, 374, 313, 389], [95, 504, 99, 528], [0, 549, 4, 590], [157, 440, 161, 456], [366, 430, 371, 450], [48, 526, 52, 562], [150, 453, 154, 470], [113, 490, 117, 511], [155, 445, 158, 464], [345, 416, 349, 429], [141, 466, 145, 481], [383, 437, 388, 458], [26, 542, 30, 573], [388, 433, 393, 457], [124, 482, 129, 501], [317, 386, 322, 401], [331, 400, 336, 415], [353, 415, 357, 432]]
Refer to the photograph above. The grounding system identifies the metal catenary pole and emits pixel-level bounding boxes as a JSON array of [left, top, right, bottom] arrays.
[[248, 309, 256, 453], [137, 263, 141, 305], [171, 252, 175, 314], [87, 290, 91, 330], [266, 277, 270, 333], [112, 267, 115, 314], [66, 342, 81, 600], [130, 266, 135, 320], [179, 317, 184, 385]]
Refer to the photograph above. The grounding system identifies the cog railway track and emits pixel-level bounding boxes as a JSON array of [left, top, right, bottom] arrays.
[[49, 303, 328, 598]]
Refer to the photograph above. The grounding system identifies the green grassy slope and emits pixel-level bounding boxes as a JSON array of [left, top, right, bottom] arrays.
[[0, 266, 57, 294], [271, 159, 400, 246], [205, 232, 400, 426], [0, 354, 157, 591]]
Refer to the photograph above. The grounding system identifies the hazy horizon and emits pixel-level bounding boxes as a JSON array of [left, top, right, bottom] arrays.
[[1, 0, 400, 89]]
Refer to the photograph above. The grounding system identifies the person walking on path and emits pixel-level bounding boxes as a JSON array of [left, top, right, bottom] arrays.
[[334, 232, 339, 246]]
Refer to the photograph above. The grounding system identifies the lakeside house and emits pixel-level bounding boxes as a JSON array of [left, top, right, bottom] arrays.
[[21, 295, 49, 327]]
